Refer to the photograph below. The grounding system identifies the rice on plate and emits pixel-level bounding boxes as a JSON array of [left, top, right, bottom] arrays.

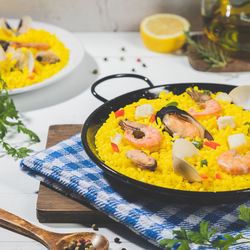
[[95, 87, 250, 192], [0, 16, 69, 90]]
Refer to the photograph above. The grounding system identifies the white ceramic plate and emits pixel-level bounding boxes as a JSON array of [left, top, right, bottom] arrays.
[[4, 19, 84, 95]]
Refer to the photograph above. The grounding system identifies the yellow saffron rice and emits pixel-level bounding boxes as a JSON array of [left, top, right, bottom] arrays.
[[0, 28, 69, 90], [95, 87, 250, 192]]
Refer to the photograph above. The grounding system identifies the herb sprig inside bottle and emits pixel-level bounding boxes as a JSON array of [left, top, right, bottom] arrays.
[[0, 76, 40, 159], [184, 31, 228, 71]]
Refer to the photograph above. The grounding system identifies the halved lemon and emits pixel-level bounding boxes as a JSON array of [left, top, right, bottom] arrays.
[[140, 13, 190, 53]]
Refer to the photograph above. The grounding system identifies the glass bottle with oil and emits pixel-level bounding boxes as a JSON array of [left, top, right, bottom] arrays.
[[201, 0, 250, 58]]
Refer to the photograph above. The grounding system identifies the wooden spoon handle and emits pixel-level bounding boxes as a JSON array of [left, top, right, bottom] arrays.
[[0, 208, 54, 248]]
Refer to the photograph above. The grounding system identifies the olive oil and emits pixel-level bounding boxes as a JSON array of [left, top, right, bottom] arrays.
[[202, 0, 250, 58]]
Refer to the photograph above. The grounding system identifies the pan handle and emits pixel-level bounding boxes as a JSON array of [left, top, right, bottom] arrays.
[[91, 73, 154, 103]]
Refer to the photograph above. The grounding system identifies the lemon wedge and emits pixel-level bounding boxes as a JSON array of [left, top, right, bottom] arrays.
[[140, 13, 190, 53]]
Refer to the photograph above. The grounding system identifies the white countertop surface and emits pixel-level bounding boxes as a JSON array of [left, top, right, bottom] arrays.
[[0, 32, 249, 250]]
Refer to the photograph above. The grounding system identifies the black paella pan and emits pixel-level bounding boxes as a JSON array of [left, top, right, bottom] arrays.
[[81, 73, 250, 204]]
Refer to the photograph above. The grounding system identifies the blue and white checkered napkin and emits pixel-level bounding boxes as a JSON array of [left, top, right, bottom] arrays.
[[20, 133, 250, 249]]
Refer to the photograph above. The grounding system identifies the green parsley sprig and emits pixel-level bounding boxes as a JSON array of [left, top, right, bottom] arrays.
[[159, 205, 250, 249], [0, 76, 40, 159], [185, 31, 228, 71]]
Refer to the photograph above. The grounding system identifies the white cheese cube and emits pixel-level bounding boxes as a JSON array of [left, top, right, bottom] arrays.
[[215, 93, 233, 103], [228, 133, 247, 149], [135, 104, 154, 119], [111, 133, 123, 145], [217, 116, 236, 130]]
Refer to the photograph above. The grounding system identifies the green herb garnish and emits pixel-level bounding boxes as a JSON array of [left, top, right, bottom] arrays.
[[184, 31, 228, 71], [0, 76, 40, 159], [200, 159, 208, 167], [192, 140, 203, 150], [203, 90, 211, 96], [159, 205, 250, 249], [244, 122, 250, 135], [166, 102, 178, 107], [238, 205, 250, 226]]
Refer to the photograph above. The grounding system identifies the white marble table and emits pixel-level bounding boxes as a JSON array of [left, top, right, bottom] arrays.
[[0, 32, 249, 250]]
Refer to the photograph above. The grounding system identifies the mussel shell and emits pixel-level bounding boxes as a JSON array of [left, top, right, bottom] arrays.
[[0, 40, 10, 51], [172, 139, 202, 182], [229, 85, 250, 111], [0, 46, 7, 62], [1, 19, 15, 36], [16, 16, 32, 36], [156, 105, 213, 140]]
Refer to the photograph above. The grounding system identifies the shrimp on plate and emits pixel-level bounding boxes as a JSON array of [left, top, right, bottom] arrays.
[[119, 119, 162, 148], [187, 88, 221, 116], [217, 149, 250, 175]]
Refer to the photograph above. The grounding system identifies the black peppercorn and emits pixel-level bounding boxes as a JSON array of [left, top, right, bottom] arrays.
[[114, 237, 121, 243]]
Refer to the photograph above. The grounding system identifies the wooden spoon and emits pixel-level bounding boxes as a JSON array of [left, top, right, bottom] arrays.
[[0, 208, 109, 250]]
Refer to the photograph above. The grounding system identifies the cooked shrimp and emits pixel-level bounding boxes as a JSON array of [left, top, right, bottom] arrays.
[[119, 119, 161, 148], [10, 42, 50, 50], [217, 149, 250, 175], [187, 88, 221, 116]]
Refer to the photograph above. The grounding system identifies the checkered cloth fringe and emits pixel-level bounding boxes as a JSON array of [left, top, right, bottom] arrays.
[[20, 133, 250, 249]]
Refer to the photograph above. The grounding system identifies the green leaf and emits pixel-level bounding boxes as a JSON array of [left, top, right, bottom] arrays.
[[158, 238, 180, 248], [178, 240, 190, 250], [200, 220, 210, 240], [192, 140, 203, 150], [238, 205, 250, 226], [212, 233, 243, 249], [173, 228, 189, 240], [17, 125, 40, 142], [0, 75, 40, 159], [203, 90, 211, 96], [200, 159, 208, 167], [166, 102, 178, 107], [207, 228, 217, 239], [186, 230, 206, 244], [159, 205, 250, 249]]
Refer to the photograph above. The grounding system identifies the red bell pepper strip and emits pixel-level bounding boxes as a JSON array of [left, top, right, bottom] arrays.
[[115, 109, 124, 118], [28, 75, 35, 80], [111, 142, 119, 152], [149, 114, 156, 122], [204, 141, 221, 149], [200, 174, 208, 179], [216, 173, 222, 180]]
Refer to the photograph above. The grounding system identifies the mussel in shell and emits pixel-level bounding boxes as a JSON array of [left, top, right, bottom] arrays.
[[126, 149, 157, 171], [36, 50, 60, 64], [155, 105, 213, 140]]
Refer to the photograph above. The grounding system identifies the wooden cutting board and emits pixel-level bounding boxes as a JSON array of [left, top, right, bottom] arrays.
[[36, 124, 111, 223]]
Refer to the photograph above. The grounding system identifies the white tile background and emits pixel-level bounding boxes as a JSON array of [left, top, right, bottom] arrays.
[[0, 0, 202, 31]]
